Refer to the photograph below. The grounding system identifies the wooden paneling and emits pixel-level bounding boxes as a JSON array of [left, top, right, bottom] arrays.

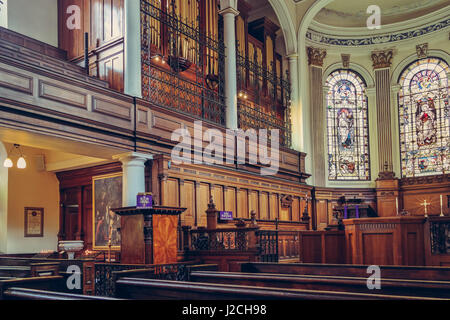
[[153, 215, 178, 265], [58, 0, 124, 92], [197, 183, 210, 227], [238, 189, 248, 219], [165, 178, 179, 207], [313, 187, 377, 230], [259, 192, 269, 220], [344, 216, 425, 266], [299, 231, 346, 264], [181, 181, 195, 226], [224, 187, 237, 217], [0, 67, 33, 94], [362, 233, 394, 265]]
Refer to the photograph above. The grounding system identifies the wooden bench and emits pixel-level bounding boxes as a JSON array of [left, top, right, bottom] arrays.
[[0, 257, 60, 278], [2, 288, 121, 300], [189, 271, 450, 299], [114, 277, 443, 300], [240, 263, 450, 281], [0, 276, 65, 299]]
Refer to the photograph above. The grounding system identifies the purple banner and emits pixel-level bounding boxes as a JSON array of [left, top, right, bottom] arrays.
[[344, 206, 348, 219], [219, 211, 233, 221], [356, 205, 359, 218], [137, 194, 153, 209]]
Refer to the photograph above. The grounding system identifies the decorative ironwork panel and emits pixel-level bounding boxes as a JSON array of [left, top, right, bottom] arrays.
[[236, 52, 292, 147], [398, 57, 449, 178], [141, 0, 226, 125], [94, 262, 190, 297], [238, 99, 292, 147], [256, 230, 279, 263], [430, 220, 450, 254], [191, 229, 250, 251]]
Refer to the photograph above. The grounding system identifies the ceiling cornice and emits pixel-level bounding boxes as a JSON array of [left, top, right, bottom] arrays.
[[306, 6, 450, 48]]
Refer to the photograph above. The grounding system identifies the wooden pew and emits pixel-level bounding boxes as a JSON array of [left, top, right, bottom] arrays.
[[2, 288, 121, 300], [0, 257, 60, 278], [114, 277, 441, 300], [189, 271, 450, 299], [240, 263, 450, 281], [0, 276, 65, 299]]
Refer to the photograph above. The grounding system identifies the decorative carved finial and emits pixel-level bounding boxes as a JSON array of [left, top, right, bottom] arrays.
[[341, 54, 350, 68], [371, 50, 393, 69], [416, 43, 428, 59], [307, 47, 327, 67], [207, 196, 216, 210], [250, 210, 258, 227]]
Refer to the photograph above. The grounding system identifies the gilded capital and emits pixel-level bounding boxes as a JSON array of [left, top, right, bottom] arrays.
[[371, 50, 393, 69], [307, 47, 327, 67], [416, 43, 428, 59]]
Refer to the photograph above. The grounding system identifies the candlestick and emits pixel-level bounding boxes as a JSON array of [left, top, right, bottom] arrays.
[[396, 197, 399, 216], [440, 195, 444, 217]]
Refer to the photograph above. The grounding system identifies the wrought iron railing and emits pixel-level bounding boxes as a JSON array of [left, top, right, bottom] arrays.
[[236, 52, 290, 106], [141, 0, 226, 125], [238, 99, 292, 147], [256, 230, 279, 263], [94, 262, 190, 297], [236, 52, 292, 147], [190, 228, 251, 251], [430, 218, 450, 254]]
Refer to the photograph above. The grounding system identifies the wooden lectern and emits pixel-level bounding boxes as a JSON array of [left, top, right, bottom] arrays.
[[112, 206, 186, 265]]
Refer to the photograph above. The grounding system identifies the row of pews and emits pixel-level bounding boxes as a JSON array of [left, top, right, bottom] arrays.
[[0, 256, 116, 300], [1, 259, 449, 300], [112, 262, 450, 300]]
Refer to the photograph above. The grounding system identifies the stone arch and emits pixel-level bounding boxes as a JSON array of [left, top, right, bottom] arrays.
[[267, 0, 297, 55], [0, 141, 8, 253], [391, 49, 450, 85], [323, 62, 375, 88]]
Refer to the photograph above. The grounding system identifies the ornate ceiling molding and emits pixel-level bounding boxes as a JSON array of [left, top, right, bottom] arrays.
[[307, 17, 449, 47]]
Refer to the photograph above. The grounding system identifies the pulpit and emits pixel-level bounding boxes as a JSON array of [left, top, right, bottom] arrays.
[[112, 206, 186, 264], [343, 216, 426, 266]]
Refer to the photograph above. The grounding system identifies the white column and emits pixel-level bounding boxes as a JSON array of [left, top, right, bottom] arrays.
[[124, 0, 142, 98], [287, 54, 301, 152], [113, 152, 153, 207], [219, 0, 239, 129]]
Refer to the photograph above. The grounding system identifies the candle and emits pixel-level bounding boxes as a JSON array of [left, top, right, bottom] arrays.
[[440, 195, 444, 217], [396, 197, 399, 216]]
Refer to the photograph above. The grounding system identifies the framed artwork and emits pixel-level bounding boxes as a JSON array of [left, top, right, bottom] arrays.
[[92, 173, 122, 250], [24, 207, 44, 237]]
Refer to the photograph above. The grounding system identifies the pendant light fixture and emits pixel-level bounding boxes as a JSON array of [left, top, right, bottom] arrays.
[[3, 144, 27, 169]]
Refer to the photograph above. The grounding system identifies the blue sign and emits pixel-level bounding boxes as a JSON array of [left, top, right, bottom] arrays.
[[219, 211, 233, 221]]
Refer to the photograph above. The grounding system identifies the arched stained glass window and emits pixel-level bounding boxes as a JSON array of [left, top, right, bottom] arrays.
[[398, 58, 449, 178], [326, 70, 370, 181]]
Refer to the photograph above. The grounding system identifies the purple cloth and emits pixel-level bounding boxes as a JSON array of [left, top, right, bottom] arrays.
[[344, 206, 348, 219], [356, 205, 360, 218]]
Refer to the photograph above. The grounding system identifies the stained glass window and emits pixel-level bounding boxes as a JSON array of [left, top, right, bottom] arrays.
[[326, 70, 370, 181], [398, 58, 449, 178]]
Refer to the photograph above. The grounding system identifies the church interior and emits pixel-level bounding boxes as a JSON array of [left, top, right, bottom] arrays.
[[0, 0, 449, 301]]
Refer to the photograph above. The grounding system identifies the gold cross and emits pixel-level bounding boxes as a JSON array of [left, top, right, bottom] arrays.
[[422, 200, 430, 215]]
